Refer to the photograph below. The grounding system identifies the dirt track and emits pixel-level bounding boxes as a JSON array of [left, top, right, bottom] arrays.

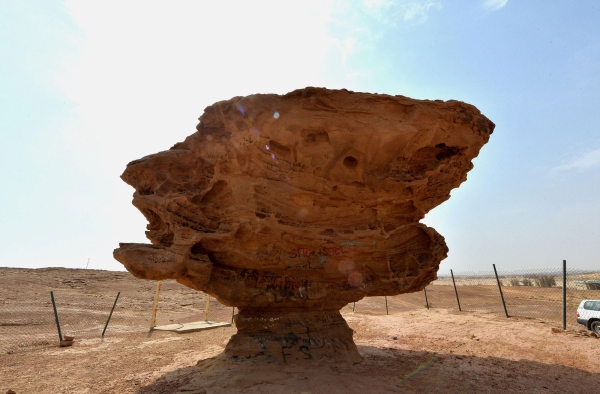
[[1, 268, 599, 393]]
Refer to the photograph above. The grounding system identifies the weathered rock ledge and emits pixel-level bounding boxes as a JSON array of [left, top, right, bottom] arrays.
[[114, 87, 494, 362]]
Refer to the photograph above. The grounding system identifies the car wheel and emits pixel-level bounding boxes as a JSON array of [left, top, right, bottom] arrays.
[[592, 321, 600, 335]]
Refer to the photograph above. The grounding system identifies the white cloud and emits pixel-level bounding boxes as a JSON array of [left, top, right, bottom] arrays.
[[401, 1, 442, 22], [554, 148, 600, 172], [362, 0, 442, 24], [482, 0, 508, 11], [322, 0, 441, 87]]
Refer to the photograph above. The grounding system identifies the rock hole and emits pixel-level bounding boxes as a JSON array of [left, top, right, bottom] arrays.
[[201, 180, 228, 204], [190, 242, 216, 262], [435, 146, 460, 161], [268, 140, 292, 156], [343, 156, 358, 169], [138, 188, 155, 196], [303, 131, 330, 144]]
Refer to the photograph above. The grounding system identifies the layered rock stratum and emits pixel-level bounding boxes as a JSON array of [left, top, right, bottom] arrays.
[[114, 87, 494, 363]]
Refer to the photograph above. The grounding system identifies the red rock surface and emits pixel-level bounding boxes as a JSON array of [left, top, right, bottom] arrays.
[[114, 87, 494, 362]]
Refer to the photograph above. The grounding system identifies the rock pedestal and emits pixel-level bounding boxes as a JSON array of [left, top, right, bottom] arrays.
[[114, 87, 494, 363], [227, 309, 361, 363]]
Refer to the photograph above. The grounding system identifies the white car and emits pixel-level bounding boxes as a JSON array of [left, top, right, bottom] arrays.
[[576, 300, 600, 335]]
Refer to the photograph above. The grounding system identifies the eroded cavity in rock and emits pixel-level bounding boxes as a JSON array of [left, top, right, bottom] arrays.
[[114, 87, 494, 362]]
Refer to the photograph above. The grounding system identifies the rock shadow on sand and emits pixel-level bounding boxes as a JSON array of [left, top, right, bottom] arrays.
[[135, 346, 599, 394]]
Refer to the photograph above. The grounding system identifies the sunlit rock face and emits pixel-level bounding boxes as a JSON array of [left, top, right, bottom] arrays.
[[114, 87, 494, 362]]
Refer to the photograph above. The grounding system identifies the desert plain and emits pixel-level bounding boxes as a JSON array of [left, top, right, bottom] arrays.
[[1, 267, 599, 393]]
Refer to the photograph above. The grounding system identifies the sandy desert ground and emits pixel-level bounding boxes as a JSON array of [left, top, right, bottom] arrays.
[[1, 268, 599, 393]]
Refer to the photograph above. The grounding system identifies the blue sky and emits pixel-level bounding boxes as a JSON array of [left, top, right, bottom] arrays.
[[1, 0, 599, 273]]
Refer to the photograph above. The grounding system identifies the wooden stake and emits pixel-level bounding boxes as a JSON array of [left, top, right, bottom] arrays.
[[150, 281, 162, 330], [204, 294, 211, 321]]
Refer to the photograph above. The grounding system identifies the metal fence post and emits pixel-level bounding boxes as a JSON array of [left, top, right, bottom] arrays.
[[424, 288, 429, 309], [562, 260, 567, 330], [352, 302, 356, 312], [385, 296, 389, 315], [102, 292, 120, 336], [50, 291, 63, 341], [493, 264, 509, 318], [450, 269, 462, 311]]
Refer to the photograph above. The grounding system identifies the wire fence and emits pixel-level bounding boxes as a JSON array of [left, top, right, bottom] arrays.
[[0, 271, 234, 354], [1, 266, 599, 354], [0, 290, 145, 354], [349, 267, 600, 326]]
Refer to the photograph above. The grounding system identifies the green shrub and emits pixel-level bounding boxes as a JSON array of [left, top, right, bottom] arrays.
[[510, 279, 520, 286], [522, 278, 533, 286], [535, 275, 556, 287]]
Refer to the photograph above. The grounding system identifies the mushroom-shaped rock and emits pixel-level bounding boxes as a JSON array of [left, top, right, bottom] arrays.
[[114, 87, 494, 363]]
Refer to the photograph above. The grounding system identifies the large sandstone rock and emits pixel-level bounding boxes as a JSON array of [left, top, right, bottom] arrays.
[[114, 87, 494, 363]]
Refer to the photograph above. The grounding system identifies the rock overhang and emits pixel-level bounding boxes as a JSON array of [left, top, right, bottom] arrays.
[[114, 87, 494, 362]]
